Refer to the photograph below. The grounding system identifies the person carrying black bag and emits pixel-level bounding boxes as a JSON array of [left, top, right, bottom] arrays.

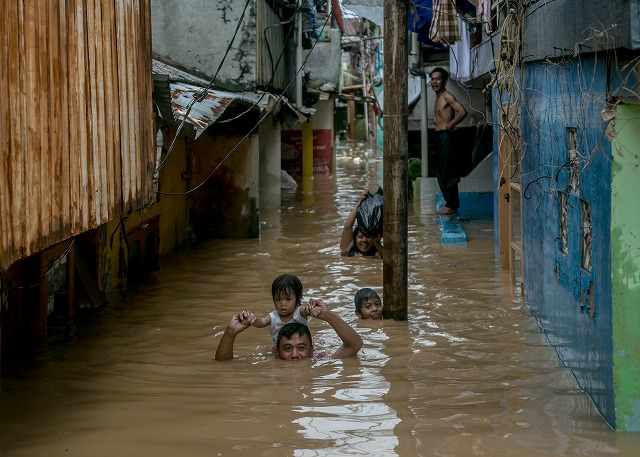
[[339, 188, 384, 259]]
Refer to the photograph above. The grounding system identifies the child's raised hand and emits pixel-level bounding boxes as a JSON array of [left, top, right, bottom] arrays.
[[307, 299, 329, 319], [306, 298, 320, 312]]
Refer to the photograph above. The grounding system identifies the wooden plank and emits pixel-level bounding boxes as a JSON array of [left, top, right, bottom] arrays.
[[85, 0, 99, 227], [92, 0, 108, 223], [125, 0, 136, 207], [0, 0, 11, 263], [131, 0, 144, 208], [142, 0, 154, 205], [66, 0, 81, 234], [76, 0, 90, 229], [25, 0, 40, 253], [497, 110, 511, 269], [11, 0, 26, 260], [101, 0, 117, 219], [116, 0, 131, 208], [39, 0, 52, 245], [134, 0, 145, 209], [95, 0, 115, 222], [33, 0, 46, 246], [140, 0, 153, 208], [48, 0, 62, 239], [107, 0, 122, 215], [58, 0, 71, 237]]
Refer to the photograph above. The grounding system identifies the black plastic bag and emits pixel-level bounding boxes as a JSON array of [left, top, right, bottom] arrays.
[[356, 187, 383, 237]]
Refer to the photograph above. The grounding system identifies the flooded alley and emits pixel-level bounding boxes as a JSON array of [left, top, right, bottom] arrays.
[[0, 160, 637, 457]]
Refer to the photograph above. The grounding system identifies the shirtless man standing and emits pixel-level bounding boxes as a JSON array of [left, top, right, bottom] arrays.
[[430, 67, 468, 215]]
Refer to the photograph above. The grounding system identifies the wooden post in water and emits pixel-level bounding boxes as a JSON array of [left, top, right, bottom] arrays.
[[382, 0, 408, 320]]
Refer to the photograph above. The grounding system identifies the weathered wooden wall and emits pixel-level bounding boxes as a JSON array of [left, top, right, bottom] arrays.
[[0, 0, 154, 271]]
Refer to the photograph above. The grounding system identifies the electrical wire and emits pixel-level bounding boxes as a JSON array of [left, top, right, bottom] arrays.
[[158, 9, 333, 197], [217, 1, 305, 125], [154, 0, 253, 177], [0, 238, 75, 292]]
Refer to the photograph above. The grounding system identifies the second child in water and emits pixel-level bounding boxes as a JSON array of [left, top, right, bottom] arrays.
[[354, 287, 383, 320]]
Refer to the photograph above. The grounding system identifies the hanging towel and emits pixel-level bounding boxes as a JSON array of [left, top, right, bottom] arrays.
[[450, 17, 471, 82], [429, 0, 460, 45], [477, 0, 493, 34]]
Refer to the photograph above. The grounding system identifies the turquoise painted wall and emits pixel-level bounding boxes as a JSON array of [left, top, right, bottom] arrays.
[[611, 103, 640, 431], [520, 55, 615, 425]]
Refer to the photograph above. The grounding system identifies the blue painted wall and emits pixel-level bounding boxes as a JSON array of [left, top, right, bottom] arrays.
[[520, 55, 614, 425]]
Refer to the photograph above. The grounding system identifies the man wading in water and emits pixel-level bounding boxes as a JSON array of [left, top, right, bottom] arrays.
[[215, 299, 363, 361], [430, 67, 468, 216]]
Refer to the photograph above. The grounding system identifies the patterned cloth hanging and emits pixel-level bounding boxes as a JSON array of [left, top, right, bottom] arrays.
[[429, 0, 460, 45]]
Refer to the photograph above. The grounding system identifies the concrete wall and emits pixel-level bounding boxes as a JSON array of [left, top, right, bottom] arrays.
[[471, 0, 638, 79], [520, 55, 615, 425], [611, 103, 640, 431], [520, 51, 640, 430], [152, 128, 189, 255], [312, 99, 336, 174], [187, 133, 260, 240], [259, 119, 282, 210], [151, 0, 258, 91], [305, 29, 343, 90], [523, 0, 635, 61], [313, 99, 334, 130]]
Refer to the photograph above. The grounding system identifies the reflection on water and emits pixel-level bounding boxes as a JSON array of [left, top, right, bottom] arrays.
[[1, 160, 638, 457]]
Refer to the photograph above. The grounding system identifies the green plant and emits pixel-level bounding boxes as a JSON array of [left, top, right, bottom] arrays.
[[408, 158, 422, 181]]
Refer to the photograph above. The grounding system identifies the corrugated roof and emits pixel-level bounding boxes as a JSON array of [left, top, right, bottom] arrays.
[[152, 60, 278, 139]]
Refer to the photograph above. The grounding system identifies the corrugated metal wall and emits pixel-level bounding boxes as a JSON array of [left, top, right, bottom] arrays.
[[0, 0, 154, 271], [256, 0, 288, 91]]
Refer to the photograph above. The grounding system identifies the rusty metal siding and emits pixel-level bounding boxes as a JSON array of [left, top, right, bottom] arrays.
[[256, 0, 287, 91], [0, 0, 154, 271]]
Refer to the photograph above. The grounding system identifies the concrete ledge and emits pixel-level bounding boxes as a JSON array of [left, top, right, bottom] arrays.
[[457, 192, 494, 218], [437, 213, 468, 244]]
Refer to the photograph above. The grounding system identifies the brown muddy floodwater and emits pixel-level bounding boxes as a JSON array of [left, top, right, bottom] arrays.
[[1, 159, 639, 457]]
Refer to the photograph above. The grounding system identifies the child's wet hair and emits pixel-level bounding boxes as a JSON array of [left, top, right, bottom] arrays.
[[272, 274, 303, 306], [354, 287, 381, 314]]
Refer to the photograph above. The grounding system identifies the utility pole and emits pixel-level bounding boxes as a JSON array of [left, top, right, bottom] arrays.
[[382, 0, 408, 320]]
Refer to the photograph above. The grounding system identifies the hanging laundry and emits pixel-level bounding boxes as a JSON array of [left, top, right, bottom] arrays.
[[302, 0, 319, 39], [408, 0, 433, 34], [477, 0, 493, 34], [409, 0, 442, 47], [450, 17, 471, 82], [429, 0, 460, 45], [409, 0, 475, 47], [456, 0, 476, 15]]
